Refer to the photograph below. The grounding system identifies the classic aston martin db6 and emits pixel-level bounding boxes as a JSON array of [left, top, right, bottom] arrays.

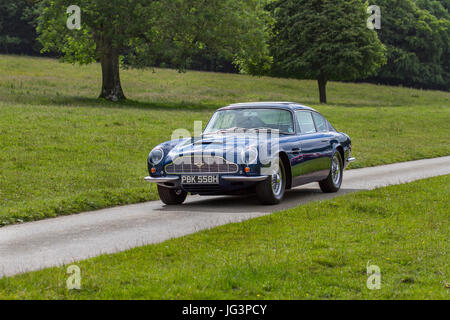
[[145, 102, 355, 205]]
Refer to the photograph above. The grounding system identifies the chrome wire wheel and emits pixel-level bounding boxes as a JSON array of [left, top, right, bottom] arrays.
[[271, 164, 283, 196], [256, 158, 286, 205], [319, 151, 343, 194], [331, 153, 342, 186]]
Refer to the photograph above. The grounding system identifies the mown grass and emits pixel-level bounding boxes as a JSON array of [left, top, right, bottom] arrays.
[[0, 176, 448, 300], [0, 55, 449, 226]]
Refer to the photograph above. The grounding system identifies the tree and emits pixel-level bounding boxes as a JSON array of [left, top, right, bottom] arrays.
[[415, 0, 450, 19], [36, 0, 270, 101], [0, 0, 40, 55], [366, 0, 449, 90], [268, 0, 386, 103]]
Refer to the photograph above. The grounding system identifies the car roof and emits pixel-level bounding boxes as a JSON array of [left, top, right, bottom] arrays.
[[218, 102, 318, 112]]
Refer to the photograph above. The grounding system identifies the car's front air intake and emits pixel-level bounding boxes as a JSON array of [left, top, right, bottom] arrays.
[[165, 156, 239, 174]]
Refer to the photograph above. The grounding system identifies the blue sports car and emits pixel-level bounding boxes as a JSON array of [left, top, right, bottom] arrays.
[[145, 102, 355, 205]]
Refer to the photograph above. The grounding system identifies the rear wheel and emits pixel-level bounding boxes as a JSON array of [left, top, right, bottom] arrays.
[[256, 158, 286, 205], [157, 185, 188, 205], [319, 151, 343, 193]]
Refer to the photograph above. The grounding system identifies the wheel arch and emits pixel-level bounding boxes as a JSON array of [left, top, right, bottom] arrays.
[[335, 145, 345, 164], [279, 151, 292, 189]]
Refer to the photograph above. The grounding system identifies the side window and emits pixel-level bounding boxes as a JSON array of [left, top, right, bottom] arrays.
[[312, 113, 328, 132], [327, 120, 336, 132], [296, 112, 317, 134]]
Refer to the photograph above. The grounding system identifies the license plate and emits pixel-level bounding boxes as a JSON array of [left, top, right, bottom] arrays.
[[181, 175, 219, 185]]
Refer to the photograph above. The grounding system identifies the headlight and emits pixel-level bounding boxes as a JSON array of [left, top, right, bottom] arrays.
[[149, 147, 164, 165], [241, 146, 258, 164]]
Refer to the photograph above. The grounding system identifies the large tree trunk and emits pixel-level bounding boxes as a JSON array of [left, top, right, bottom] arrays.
[[318, 75, 327, 104], [99, 48, 125, 101]]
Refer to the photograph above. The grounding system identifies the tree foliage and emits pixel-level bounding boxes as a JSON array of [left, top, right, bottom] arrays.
[[367, 0, 449, 90], [268, 0, 386, 103], [415, 0, 450, 18], [0, 0, 40, 54], [36, 0, 271, 100], [3, 0, 448, 94]]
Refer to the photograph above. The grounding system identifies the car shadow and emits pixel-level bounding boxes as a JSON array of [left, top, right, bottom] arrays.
[[155, 185, 364, 214]]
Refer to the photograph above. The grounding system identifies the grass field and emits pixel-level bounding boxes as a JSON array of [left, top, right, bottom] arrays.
[[0, 55, 449, 226], [0, 176, 448, 300]]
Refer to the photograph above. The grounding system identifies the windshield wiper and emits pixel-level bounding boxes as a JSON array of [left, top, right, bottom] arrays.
[[207, 127, 244, 134], [207, 127, 288, 135], [246, 127, 280, 132]]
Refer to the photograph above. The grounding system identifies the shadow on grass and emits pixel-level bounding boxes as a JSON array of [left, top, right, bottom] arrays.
[[3, 88, 439, 110], [324, 101, 408, 108], [1, 93, 221, 112], [4, 93, 410, 110]]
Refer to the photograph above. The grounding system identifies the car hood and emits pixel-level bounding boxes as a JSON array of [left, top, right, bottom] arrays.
[[165, 133, 275, 160]]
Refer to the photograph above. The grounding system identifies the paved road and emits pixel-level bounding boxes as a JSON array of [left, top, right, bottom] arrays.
[[1, 156, 449, 278]]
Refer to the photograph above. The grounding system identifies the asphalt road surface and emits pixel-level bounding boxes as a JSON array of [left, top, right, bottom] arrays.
[[1, 156, 449, 278]]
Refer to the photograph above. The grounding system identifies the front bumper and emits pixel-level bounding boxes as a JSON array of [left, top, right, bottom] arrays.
[[145, 174, 269, 195], [144, 175, 269, 184], [144, 176, 180, 183], [344, 157, 356, 169]]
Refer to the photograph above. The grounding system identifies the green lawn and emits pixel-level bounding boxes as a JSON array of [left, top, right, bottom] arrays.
[[0, 55, 449, 226], [1, 176, 448, 300]]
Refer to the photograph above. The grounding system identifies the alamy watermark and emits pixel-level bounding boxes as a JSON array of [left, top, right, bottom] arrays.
[[169, 121, 281, 176], [367, 261, 381, 290], [367, 5, 381, 30], [66, 5, 81, 30], [66, 265, 81, 290]]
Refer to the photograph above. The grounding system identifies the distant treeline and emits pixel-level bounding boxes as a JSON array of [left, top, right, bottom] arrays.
[[1, 0, 448, 90]]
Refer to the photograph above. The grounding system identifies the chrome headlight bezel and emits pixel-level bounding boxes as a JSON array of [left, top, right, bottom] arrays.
[[149, 147, 164, 165]]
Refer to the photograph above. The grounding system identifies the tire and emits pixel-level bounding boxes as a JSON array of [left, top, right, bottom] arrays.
[[256, 158, 286, 205], [319, 151, 343, 193], [157, 185, 188, 205]]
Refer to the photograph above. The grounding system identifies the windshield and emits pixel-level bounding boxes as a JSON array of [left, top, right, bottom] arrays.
[[204, 109, 295, 134]]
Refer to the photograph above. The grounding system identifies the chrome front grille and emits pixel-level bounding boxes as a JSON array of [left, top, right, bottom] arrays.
[[165, 156, 239, 174]]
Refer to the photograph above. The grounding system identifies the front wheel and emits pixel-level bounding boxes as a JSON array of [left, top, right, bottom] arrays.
[[256, 158, 286, 205], [157, 185, 188, 205], [319, 151, 343, 193]]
